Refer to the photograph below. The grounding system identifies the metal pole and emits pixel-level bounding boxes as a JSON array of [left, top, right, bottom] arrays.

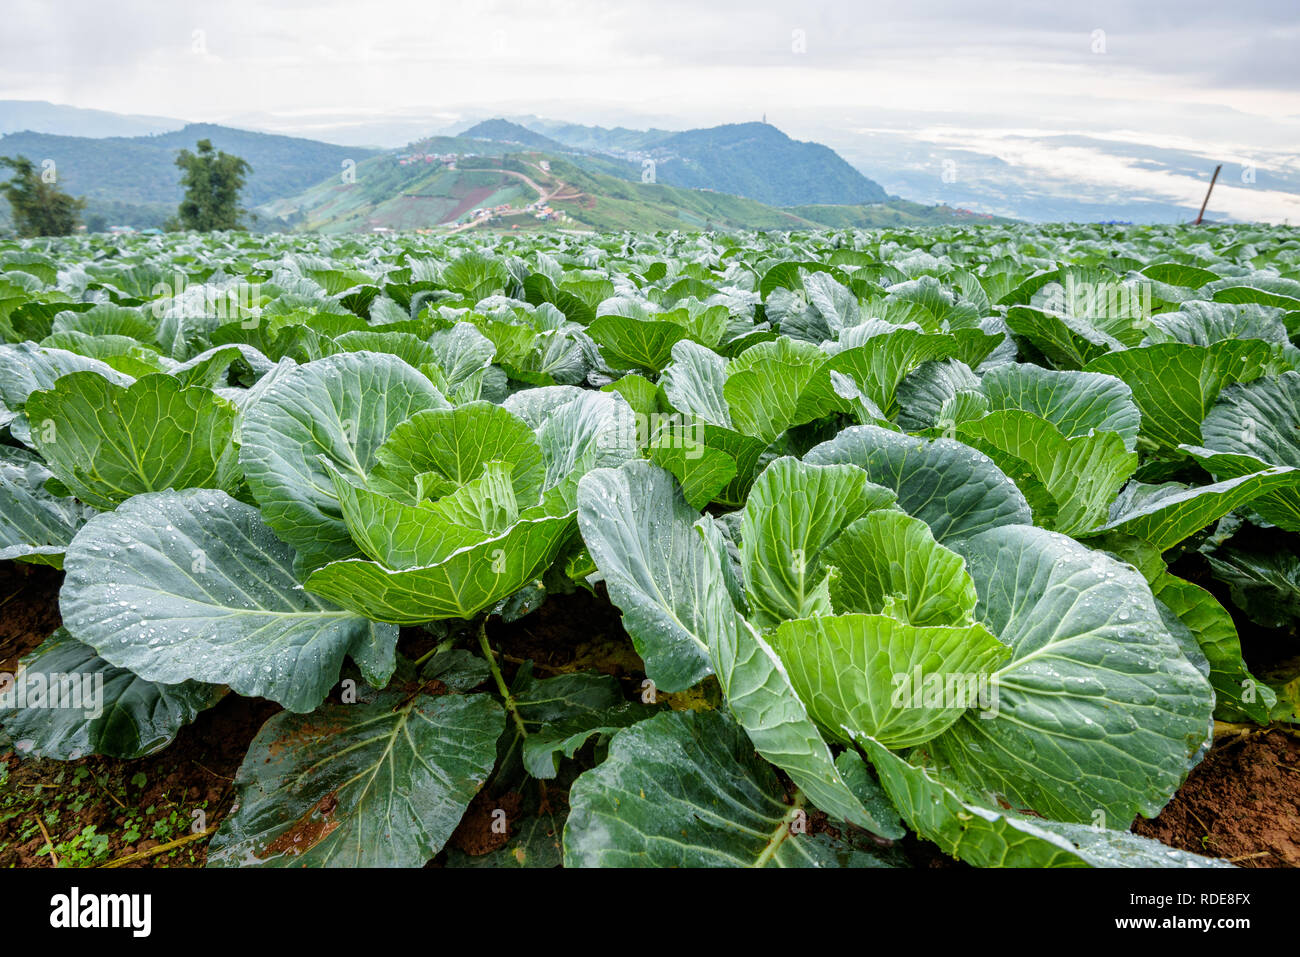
[[1195, 165, 1222, 225]]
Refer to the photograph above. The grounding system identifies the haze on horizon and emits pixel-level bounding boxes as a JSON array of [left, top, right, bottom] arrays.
[[2, 0, 1298, 222]]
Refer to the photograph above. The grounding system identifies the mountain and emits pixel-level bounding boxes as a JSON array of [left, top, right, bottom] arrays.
[[0, 100, 183, 138], [527, 119, 890, 207], [265, 147, 1002, 234], [524, 119, 672, 153], [656, 123, 888, 205], [459, 119, 567, 151], [0, 123, 379, 228], [0, 110, 980, 233]]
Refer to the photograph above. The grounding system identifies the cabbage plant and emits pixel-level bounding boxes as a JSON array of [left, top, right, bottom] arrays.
[[2, 223, 1297, 869]]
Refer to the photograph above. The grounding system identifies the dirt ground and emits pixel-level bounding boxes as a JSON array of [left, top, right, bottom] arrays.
[[0, 561, 61, 676], [2, 560, 1297, 868], [1134, 729, 1300, 867], [0, 557, 281, 866]]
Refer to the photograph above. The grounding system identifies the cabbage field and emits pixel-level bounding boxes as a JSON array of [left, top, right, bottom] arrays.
[[1, 223, 1298, 868]]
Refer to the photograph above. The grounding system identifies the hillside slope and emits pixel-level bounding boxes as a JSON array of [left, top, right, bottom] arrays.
[[267, 148, 999, 234], [653, 123, 889, 205], [265, 152, 545, 232], [530, 119, 890, 206], [0, 123, 379, 227], [459, 119, 568, 151]]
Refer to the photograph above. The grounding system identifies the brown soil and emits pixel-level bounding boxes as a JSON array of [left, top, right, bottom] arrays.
[[491, 583, 646, 686], [0, 689, 280, 867], [0, 561, 63, 673], [1135, 729, 1300, 867], [442, 185, 500, 224], [0, 559, 280, 868], [449, 789, 525, 856]]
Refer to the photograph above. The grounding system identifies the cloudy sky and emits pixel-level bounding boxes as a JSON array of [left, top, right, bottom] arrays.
[[3, 0, 1298, 221]]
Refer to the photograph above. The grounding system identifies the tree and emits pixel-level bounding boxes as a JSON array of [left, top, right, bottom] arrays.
[[0, 155, 86, 236], [172, 139, 252, 231]]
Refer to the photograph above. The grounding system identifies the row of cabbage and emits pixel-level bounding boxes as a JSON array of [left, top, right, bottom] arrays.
[[0, 223, 1297, 867]]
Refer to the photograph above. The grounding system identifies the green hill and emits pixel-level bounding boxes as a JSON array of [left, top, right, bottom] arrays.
[[651, 123, 889, 206], [0, 113, 1004, 234], [526, 119, 890, 206], [263, 153, 545, 232], [266, 148, 1002, 234], [0, 123, 380, 228], [459, 119, 568, 151]]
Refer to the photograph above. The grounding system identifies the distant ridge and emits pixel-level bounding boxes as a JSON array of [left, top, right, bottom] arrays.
[[0, 99, 183, 138], [528, 119, 890, 206], [459, 119, 567, 151], [0, 109, 929, 233]]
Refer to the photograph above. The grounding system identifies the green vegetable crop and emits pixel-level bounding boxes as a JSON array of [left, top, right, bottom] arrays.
[[3, 222, 1297, 867]]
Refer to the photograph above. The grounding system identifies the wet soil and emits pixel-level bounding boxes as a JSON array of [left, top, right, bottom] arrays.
[[0, 561, 63, 674], [2, 561, 1296, 868]]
